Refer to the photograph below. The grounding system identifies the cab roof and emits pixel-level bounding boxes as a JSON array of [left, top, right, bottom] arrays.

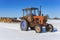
[[22, 8, 38, 10]]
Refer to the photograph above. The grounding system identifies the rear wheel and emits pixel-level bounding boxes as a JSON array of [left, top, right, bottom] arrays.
[[46, 24, 53, 32], [20, 19, 28, 31], [35, 25, 42, 33]]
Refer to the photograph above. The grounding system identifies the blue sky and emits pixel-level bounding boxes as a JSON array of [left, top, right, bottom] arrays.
[[0, 0, 60, 18]]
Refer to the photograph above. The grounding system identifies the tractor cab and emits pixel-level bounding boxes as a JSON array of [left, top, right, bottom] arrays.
[[22, 8, 40, 23], [22, 8, 38, 16]]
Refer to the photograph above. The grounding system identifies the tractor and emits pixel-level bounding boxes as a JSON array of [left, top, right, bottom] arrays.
[[20, 7, 53, 33]]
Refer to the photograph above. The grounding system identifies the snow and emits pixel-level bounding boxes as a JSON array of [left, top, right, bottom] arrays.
[[0, 19, 60, 40]]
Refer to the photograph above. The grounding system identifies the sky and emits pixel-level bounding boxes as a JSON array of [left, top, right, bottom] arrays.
[[0, 0, 60, 18]]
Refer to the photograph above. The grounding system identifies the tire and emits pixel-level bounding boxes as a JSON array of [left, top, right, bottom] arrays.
[[46, 24, 53, 32], [35, 25, 42, 33], [20, 19, 28, 31]]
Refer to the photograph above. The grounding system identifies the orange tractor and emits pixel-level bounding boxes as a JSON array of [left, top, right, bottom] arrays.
[[20, 7, 53, 33]]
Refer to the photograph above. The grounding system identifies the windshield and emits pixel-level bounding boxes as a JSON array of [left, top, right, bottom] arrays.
[[23, 9, 38, 16]]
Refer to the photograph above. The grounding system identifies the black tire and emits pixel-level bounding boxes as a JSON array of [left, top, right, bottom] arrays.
[[35, 25, 42, 33], [46, 24, 53, 32], [20, 19, 28, 31]]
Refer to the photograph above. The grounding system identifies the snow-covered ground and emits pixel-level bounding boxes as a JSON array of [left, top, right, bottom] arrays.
[[0, 19, 60, 40]]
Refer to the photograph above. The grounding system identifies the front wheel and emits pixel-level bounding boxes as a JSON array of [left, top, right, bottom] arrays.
[[35, 25, 42, 33], [46, 24, 53, 32]]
